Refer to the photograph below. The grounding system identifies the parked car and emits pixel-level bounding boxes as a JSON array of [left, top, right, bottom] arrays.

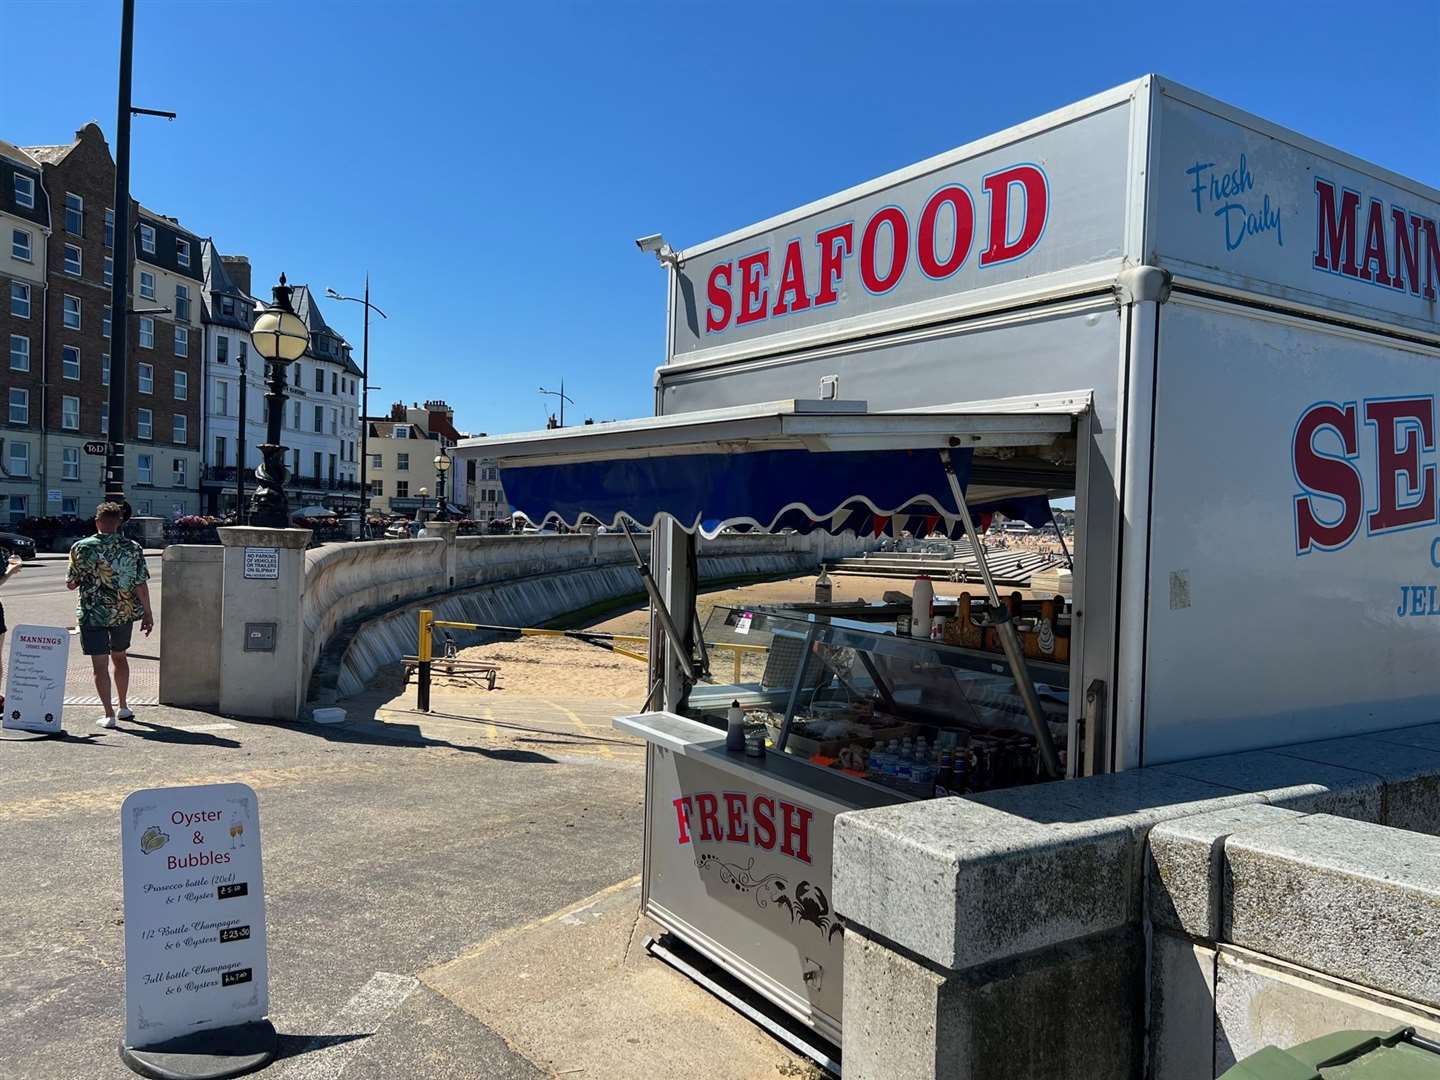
[[0, 531, 38, 560]]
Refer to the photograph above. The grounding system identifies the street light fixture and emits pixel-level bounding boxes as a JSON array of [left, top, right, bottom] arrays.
[[433, 449, 451, 521], [247, 274, 308, 528], [538, 381, 574, 427]]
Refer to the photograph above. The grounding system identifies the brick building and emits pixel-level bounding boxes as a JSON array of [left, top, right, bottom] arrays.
[[2, 123, 203, 520]]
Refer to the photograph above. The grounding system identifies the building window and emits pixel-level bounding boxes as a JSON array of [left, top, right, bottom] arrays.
[[62, 345, 80, 380], [331, 371, 337, 395], [139, 270, 155, 300], [62, 395, 80, 430], [221, 296, 235, 317], [328, 453, 337, 479], [64, 243, 82, 276], [174, 370, 187, 400], [176, 237, 190, 268], [7, 441, 29, 478], [396, 481, 409, 499], [396, 453, 409, 471], [102, 354, 110, 386], [315, 368, 324, 392], [330, 408, 337, 434], [140, 223, 156, 254], [64, 192, 83, 235], [137, 408, 153, 440], [105, 208, 114, 248], [313, 405, 323, 433], [394, 425, 410, 439], [62, 497, 77, 515], [62, 446, 81, 481], [216, 335, 228, 363], [103, 305, 111, 339], [214, 435, 228, 468], [104, 255, 113, 287], [292, 401, 301, 429], [9, 334, 28, 371], [100, 401, 109, 435], [215, 380, 229, 416], [13, 174, 35, 209], [313, 451, 322, 478], [7, 495, 27, 523], [370, 454, 382, 469], [63, 294, 81, 329], [138, 363, 154, 394], [370, 480, 383, 497], [11, 281, 30, 318], [175, 325, 189, 357], [139, 317, 154, 348], [173, 414, 187, 445], [175, 283, 190, 321], [137, 454, 153, 484], [173, 457, 187, 485], [8, 388, 28, 425], [11, 228, 30, 261]]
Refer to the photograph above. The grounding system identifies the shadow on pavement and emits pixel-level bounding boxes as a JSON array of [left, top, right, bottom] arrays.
[[239, 712, 559, 765], [0, 729, 109, 745], [273, 1031, 371, 1061], [418, 708, 637, 751], [114, 719, 241, 748]]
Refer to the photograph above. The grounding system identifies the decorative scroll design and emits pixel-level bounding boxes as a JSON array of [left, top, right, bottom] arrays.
[[695, 853, 844, 941]]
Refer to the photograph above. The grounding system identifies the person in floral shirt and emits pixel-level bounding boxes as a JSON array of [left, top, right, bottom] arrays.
[[66, 502, 153, 729]]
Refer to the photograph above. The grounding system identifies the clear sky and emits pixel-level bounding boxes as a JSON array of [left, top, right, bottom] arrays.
[[4, 1, 1437, 435]]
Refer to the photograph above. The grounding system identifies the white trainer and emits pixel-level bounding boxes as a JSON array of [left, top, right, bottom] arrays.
[[117, 708, 135, 722], [96, 715, 117, 729]]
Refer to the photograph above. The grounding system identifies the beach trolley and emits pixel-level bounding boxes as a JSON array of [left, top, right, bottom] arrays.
[[454, 75, 1440, 1061]]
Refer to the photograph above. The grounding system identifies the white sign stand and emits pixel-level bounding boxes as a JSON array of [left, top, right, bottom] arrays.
[[3, 624, 69, 735], [119, 783, 276, 1077]]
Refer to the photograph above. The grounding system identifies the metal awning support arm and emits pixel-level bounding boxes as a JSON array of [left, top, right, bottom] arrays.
[[1050, 506, 1075, 570], [940, 448, 1062, 778], [621, 517, 696, 683]]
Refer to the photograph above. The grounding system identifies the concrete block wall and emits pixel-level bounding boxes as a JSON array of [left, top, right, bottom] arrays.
[[157, 544, 223, 708], [832, 723, 1440, 1080]]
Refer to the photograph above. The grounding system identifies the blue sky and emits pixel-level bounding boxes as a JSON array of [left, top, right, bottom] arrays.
[[3, 1, 1437, 435]]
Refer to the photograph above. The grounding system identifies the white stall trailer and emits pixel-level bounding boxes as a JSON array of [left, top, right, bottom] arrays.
[[455, 75, 1440, 1056]]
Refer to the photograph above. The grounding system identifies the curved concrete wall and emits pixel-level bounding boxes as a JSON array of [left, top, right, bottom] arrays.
[[327, 547, 830, 701]]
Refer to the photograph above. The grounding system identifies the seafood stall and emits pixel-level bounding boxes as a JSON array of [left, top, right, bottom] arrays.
[[455, 75, 1440, 1057]]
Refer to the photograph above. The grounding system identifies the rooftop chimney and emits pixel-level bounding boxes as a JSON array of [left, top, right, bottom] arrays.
[[221, 254, 252, 297]]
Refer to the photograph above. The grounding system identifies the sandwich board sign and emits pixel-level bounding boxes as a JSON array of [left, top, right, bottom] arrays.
[[119, 783, 274, 1069], [3, 624, 69, 734]]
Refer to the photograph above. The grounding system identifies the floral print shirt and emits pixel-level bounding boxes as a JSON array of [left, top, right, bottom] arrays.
[[67, 532, 150, 627]]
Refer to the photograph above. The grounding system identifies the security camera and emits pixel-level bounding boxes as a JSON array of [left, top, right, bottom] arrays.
[[634, 233, 681, 269]]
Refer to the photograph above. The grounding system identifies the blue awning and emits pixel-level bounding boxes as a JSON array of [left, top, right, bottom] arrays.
[[457, 397, 1085, 539], [501, 448, 972, 537]]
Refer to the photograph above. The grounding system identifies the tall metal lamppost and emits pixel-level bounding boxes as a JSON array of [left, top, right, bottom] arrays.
[[326, 279, 387, 525], [247, 275, 309, 528], [433, 449, 451, 521]]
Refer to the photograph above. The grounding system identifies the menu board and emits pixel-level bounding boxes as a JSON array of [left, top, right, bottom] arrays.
[[120, 783, 269, 1048], [3, 624, 68, 734]]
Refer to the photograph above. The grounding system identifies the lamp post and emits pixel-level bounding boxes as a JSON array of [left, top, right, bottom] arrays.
[[247, 274, 309, 528], [538, 381, 573, 428], [325, 278, 387, 527], [433, 449, 451, 521]]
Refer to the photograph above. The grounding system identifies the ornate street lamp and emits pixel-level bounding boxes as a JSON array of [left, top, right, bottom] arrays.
[[247, 274, 309, 528], [433, 449, 451, 521]]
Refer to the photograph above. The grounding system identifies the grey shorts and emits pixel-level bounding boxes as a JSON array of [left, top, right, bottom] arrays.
[[80, 623, 134, 656]]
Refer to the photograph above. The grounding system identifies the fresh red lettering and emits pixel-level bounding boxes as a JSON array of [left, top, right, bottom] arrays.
[[752, 796, 776, 850], [1360, 198, 1392, 285], [673, 796, 694, 845], [696, 793, 720, 842], [724, 793, 750, 843], [1313, 179, 1361, 277], [780, 803, 813, 864]]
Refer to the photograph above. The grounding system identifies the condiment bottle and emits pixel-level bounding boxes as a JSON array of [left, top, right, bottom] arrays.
[[726, 700, 746, 752]]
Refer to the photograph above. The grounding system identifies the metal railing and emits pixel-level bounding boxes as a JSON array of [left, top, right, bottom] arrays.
[[412, 608, 767, 712]]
